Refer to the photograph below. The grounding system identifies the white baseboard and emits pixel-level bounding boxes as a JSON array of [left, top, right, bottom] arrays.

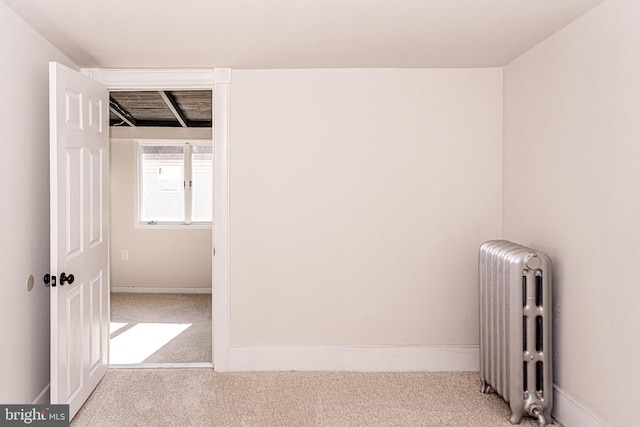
[[110, 286, 211, 294], [32, 383, 50, 405], [227, 345, 479, 372], [553, 386, 608, 427]]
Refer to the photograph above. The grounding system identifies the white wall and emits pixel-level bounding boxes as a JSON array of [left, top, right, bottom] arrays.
[[7, 1, 630, 419], [503, 0, 639, 425], [109, 127, 212, 291], [229, 69, 503, 347], [0, 3, 77, 404]]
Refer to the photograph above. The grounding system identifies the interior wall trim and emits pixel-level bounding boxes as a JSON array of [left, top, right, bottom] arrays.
[[81, 68, 219, 89], [110, 286, 212, 294], [81, 67, 231, 371], [226, 346, 480, 372], [32, 383, 50, 405], [553, 386, 608, 427]]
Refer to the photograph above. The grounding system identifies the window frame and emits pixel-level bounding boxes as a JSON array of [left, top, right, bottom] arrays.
[[134, 139, 213, 229]]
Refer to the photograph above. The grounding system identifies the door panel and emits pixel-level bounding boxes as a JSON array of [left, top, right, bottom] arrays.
[[88, 97, 103, 132], [64, 90, 82, 129], [66, 147, 83, 258], [50, 62, 109, 419], [89, 148, 104, 247], [66, 285, 83, 399], [89, 271, 104, 371]]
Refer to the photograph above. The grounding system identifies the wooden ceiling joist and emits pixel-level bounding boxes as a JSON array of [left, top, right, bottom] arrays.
[[109, 99, 136, 127], [159, 91, 188, 128], [108, 90, 212, 127]]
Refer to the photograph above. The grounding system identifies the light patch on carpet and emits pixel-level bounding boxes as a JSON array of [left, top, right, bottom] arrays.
[[110, 323, 191, 364], [109, 322, 127, 335]]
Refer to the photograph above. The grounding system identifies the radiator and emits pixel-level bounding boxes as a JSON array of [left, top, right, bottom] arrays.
[[479, 240, 553, 425]]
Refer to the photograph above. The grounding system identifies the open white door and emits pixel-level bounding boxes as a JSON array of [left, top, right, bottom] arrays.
[[49, 62, 109, 419]]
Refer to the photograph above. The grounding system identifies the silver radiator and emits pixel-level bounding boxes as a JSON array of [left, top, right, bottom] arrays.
[[479, 240, 553, 425]]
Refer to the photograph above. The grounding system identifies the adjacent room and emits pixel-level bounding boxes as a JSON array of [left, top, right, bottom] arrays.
[[2, 0, 638, 426], [108, 90, 213, 366]]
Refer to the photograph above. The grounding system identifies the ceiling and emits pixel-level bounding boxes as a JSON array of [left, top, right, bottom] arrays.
[[109, 91, 212, 127], [3, 0, 605, 69]]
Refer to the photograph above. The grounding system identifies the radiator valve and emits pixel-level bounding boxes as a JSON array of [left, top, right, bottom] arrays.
[[527, 402, 548, 426]]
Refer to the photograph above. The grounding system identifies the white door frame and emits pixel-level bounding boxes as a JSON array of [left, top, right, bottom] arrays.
[[81, 68, 231, 371]]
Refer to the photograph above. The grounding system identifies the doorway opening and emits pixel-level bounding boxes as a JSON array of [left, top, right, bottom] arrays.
[[107, 89, 213, 367]]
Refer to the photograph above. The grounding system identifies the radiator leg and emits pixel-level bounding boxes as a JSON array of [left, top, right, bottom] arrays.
[[510, 403, 526, 425], [509, 412, 523, 425], [480, 380, 492, 394]]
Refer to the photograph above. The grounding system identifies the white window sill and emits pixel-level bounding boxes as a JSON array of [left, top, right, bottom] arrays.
[[135, 223, 212, 230]]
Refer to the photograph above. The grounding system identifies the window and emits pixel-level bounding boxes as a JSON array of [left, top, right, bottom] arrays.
[[137, 140, 212, 226]]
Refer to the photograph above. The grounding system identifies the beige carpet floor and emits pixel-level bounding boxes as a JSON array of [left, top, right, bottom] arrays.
[[71, 370, 560, 426], [110, 293, 212, 364]]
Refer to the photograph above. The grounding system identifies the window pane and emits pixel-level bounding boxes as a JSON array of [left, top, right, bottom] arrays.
[[191, 144, 212, 222], [140, 145, 184, 222]]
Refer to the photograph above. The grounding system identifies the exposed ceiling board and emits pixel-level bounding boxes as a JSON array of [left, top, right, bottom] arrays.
[[172, 91, 213, 122], [109, 90, 212, 127], [3, 0, 605, 68], [111, 92, 175, 121]]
